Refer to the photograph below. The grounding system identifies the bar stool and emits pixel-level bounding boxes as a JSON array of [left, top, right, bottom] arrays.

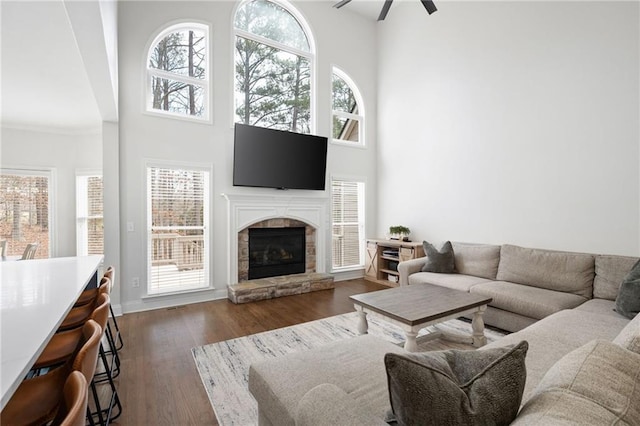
[[33, 286, 111, 372], [60, 278, 110, 331], [51, 371, 89, 426], [0, 320, 102, 426], [102, 266, 123, 352], [86, 294, 122, 424]]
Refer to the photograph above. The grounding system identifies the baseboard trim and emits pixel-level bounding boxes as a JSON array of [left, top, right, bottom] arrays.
[[121, 288, 228, 314]]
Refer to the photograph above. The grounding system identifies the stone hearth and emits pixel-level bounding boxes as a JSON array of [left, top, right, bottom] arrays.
[[227, 272, 334, 304]]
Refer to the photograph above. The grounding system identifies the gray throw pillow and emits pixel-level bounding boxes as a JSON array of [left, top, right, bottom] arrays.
[[385, 341, 528, 426], [421, 241, 455, 273], [615, 259, 640, 319]]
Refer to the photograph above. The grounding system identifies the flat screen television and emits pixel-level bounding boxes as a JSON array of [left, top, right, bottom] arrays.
[[233, 123, 328, 191]]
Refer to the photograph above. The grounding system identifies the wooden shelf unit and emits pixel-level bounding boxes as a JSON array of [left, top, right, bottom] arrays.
[[364, 239, 425, 287]]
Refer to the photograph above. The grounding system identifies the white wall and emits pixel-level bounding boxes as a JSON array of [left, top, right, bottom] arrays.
[[377, 1, 640, 256], [117, 1, 377, 312], [0, 126, 103, 257]]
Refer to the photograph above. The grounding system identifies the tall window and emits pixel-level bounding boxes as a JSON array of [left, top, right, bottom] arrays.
[[147, 164, 210, 295], [0, 168, 52, 258], [332, 68, 364, 146], [331, 178, 365, 270], [234, 0, 314, 133], [147, 23, 209, 120], [76, 173, 103, 256]]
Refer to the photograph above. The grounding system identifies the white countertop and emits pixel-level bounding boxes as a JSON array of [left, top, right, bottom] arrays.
[[0, 255, 103, 409]]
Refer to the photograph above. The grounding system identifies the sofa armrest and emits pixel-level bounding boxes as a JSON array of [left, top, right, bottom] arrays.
[[398, 257, 427, 286], [295, 383, 387, 426]]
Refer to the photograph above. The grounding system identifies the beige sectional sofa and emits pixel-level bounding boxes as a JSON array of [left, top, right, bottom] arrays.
[[249, 243, 639, 425], [399, 243, 638, 332]]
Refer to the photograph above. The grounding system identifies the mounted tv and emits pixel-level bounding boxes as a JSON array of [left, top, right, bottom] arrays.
[[233, 123, 328, 191]]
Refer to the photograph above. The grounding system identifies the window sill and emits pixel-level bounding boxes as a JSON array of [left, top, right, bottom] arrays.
[[330, 139, 366, 150]]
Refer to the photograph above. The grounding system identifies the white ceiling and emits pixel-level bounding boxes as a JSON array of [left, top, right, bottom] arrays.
[[0, 0, 102, 131]]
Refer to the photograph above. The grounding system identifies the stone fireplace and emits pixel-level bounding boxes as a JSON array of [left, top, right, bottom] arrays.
[[238, 218, 316, 281], [223, 193, 328, 285]]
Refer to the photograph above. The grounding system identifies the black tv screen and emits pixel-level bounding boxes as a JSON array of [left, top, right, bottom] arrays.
[[233, 123, 328, 190]]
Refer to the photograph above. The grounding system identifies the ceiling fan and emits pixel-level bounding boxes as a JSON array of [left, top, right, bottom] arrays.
[[334, 0, 437, 21]]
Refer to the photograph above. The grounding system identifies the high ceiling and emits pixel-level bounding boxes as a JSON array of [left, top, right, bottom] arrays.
[[0, 0, 102, 131], [0, 0, 388, 133]]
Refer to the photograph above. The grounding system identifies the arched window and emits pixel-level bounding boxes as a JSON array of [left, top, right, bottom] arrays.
[[146, 23, 209, 120], [332, 67, 364, 146], [234, 0, 314, 133]]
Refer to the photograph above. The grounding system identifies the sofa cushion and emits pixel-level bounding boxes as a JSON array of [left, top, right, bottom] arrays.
[[248, 335, 405, 426], [482, 309, 630, 402], [451, 242, 501, 280], [613, 311, 640, 354], [470, 281, 588, 320], [594, 255, 639, 300], [615, 259, 640, 319], [295, 384, 387, 426], [572, 298, 621, 317], [407, 272, 492, 292], [512, 340, 640, 425], [421, 241, 455, 273], [496, 244, 594, 298], [385, 341, 528, 426]]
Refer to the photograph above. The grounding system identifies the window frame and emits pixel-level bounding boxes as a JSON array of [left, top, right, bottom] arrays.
[[144, 21, 212, 123], [330, 175, 366, 272], [145, 160, 212, 297], [331, 66, 365, 148], [0, 166, 56, 258], [232, 0, 317, 133], [75, 170, 103, 257]]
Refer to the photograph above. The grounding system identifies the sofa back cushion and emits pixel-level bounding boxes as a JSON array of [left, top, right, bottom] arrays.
[[513, 340, 640, 425], [594, 255, 639, 300], [451, 242, 501, 280], [496, 244, 594, 298], [613, 312, 640, 354]]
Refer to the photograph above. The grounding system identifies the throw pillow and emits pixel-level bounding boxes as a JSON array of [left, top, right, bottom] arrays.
[[421, 241, 455, 273], [385, 341, 528, 426], [615, 259, 640, 319]]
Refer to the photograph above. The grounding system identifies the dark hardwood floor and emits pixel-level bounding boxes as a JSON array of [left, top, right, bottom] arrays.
[[111, 278, 386, 425]]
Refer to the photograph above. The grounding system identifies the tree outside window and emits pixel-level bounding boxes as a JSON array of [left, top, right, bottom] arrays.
[[234, 0, 313, 133], [147, 24, 209, 119], [332, 68, 364, 145]]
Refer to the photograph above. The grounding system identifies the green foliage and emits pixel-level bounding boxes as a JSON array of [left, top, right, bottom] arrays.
[[389, 226, 410, 235], [234, 0, 311, 133]]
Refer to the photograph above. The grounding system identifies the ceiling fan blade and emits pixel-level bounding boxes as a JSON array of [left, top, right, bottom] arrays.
[[420, 0, 437, 14], [334, 0, 353, 9], [378, 0, 393, 20]]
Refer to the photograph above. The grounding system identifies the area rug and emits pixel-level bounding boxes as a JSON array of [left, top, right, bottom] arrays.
[[192, 312, 505, 426]]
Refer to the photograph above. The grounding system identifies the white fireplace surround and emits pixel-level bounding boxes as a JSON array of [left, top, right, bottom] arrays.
[[222, 193, 330, 285]]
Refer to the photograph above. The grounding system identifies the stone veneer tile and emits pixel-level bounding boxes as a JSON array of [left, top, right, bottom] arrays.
[[228, 272, 334, 304]]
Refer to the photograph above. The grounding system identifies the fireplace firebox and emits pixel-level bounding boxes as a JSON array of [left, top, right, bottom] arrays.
[[248, 227, 306, 280]]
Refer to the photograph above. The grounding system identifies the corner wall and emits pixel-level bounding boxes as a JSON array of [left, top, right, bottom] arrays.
[[377, 1, 640, 255]]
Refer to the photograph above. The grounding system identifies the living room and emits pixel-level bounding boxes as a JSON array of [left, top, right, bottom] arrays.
[[1, 0, 639, 424]]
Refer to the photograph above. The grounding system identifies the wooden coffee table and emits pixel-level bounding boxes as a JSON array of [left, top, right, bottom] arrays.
[[350, 284, 492, 352]]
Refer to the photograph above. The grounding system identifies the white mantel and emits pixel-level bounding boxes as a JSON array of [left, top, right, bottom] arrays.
[[222, 193, 330, 285]]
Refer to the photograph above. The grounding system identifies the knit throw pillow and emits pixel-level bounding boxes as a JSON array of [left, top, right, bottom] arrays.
[[421, 241, 455, 273], [615, 259, 640, 319], [385, 341, 528, 426]]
